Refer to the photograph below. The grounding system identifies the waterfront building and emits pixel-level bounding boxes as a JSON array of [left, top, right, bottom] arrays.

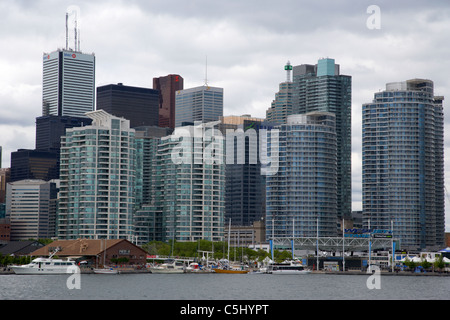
[[224, 220, 266, 249], [30, 239, 147, 266], [6, 179, 58, 240], [153, 74, 184, 129], [133, 126, 173, 245], [266, 112, 337, 239], [175, 86, 223, 127], [42, 49, 95, 117], [58, 110, 136, 240], [97, 83, 159, 128], [266, 61, 293, 125], [291, 58, 352, 222], [152, 122, 225, 242], [362, 79, 445, 250], [134, 126, 173, 209], [219, 115, 275, 227]]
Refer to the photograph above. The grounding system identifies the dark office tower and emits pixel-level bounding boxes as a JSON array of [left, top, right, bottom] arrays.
[[219, 115, 275, 227], [42, 49, 95, 117], [10, 149, 58, 183], [363, 79, 444, 251], [35, 115, 92, 179], [292, 58, 352, 223], [153, 75, 184, 129], [96, 83, 159, 128], [36, 115, 93, 151]]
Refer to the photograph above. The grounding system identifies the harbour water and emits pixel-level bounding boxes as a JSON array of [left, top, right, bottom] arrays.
[[1, 272, 449, 300]]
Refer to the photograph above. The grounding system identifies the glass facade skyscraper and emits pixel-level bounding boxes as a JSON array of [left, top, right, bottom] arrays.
[[10, 149, 59, 183], [175, 86, 223, 127], [133, 126, 173, 245], [96, 83, 159, 128], [6, 179, 58, 240], [153, 74, 184, 129], [219, 115, 275, 227], [292, 58, 352, 222], [42, 49, 95, 118], [266, 62, 293, 125], [157, 122, 225, 242], [35, 115, 93, 152], [266, 112, 337, 239], [362, 79, 445, 250], [58, 110, 136, 240]]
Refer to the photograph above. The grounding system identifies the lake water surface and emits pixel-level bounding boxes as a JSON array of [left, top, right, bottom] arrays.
[[1, 272, 449, 300]]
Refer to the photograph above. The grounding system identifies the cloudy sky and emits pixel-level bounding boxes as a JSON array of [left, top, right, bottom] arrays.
[[1, 0, 450, 231]]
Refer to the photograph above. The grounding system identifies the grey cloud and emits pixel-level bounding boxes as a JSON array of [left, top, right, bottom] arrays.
[[1, 0, 450, 229]]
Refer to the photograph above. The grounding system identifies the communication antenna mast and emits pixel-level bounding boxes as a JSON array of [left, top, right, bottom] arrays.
[[204, 55, 208, 86], [65, 6, 81, 51], [74, 15, 78, 51], [65, 13, 68, 50]]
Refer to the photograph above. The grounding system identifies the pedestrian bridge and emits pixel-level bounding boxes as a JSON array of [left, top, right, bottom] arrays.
[[271, 236, 398, 252]]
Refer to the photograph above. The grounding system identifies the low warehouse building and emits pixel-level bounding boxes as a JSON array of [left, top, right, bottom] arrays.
[[30, 239, 147, 267]]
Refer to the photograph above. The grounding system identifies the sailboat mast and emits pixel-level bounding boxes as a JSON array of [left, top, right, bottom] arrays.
[[227, 219, 231, 261]]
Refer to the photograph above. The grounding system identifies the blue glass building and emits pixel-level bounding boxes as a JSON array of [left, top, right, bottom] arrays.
[[292, 58, 352, 222], [175, 86, 223, 127], [362, 79, 445, 250], [266, 112, 337, 239], [58, 110, 136, 240]]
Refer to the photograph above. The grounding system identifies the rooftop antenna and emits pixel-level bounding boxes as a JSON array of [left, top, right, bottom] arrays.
[[74, 14, 78, 51], [65, 13, 68, 50], [65, 6, 81, 51], [204, 55, 208, 86]]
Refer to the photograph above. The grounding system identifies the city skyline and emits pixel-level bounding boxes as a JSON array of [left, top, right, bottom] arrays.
[[1, 0, 449, 232]]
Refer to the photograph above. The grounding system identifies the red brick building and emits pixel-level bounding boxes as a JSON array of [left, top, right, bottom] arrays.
[[30, 239, 147, 267], [153, 74, 184, 129], [0, 219, 10, 242]]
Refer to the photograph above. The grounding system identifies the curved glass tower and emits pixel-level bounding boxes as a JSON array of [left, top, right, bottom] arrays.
[[362, 79, 445, 250], [291, 58, 352, 222], [266, 112, 337, 239]]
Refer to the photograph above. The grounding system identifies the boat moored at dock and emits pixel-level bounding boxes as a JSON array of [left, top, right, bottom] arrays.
[[149, 259, 186, 274], [10, 249, 77, 275], [267, 261, 311, 275]]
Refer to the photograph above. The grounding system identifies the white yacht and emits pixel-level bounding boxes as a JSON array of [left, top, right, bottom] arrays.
[[93, 267, 119, 274], [149, 259, 185, 274], [268, 261, 311, 275], [10, 255, 77, 275]]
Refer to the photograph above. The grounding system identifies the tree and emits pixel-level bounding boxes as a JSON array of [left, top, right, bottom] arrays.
[[434, 255, 445, 271], [273, 250, 292, 263], [403, 258, 417, 271], [420, 258, 432, 270]]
